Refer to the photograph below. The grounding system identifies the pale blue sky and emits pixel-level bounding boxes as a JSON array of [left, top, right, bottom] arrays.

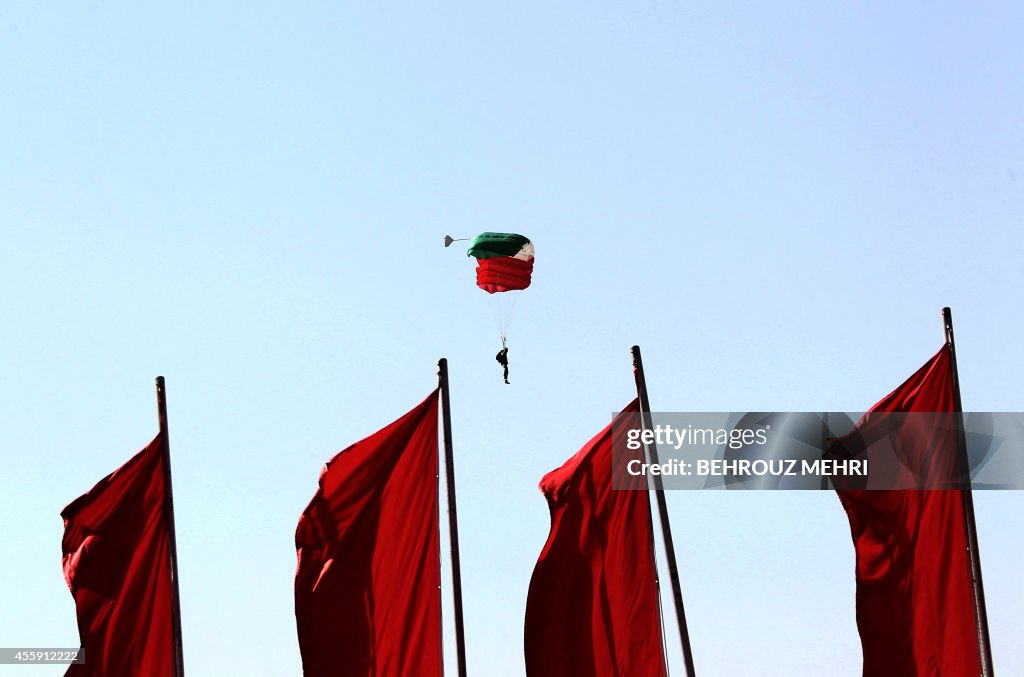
[[2, 3, 1023, 675]]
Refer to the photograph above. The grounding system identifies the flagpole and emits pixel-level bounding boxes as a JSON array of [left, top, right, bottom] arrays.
[[631, 346, 697, 677], [437, 359, 468, 677], [941, 309, 995, 676], [155, 377, 185, 677]]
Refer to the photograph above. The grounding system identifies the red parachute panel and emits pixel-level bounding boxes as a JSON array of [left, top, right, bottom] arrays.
[[475, 256, 534, 293]]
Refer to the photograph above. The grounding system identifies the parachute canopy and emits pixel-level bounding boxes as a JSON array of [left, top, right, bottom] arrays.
[[467, 232, 535, 294]]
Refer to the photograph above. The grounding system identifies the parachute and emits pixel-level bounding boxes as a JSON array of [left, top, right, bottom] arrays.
[[466, 232, 535, 293], [447, 232, 534, 346]]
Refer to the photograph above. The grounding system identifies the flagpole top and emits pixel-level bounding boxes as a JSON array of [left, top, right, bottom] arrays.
[[941, 307, 955, 344]]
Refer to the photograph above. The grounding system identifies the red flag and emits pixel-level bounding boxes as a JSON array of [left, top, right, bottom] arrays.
[[61, 436, 175, 677], [524, 400, 667, 677], [295, 391, 442, 677], [832, 346, 981, 676]]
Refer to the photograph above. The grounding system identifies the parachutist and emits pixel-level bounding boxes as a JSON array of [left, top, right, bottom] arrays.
[[496, 347, 509, 384]]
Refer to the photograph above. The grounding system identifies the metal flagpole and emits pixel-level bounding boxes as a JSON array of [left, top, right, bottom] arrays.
[[941, 308, 995, 677], [155, 377, 185, 677], [631, 346, 697, 677], [437, 359, 468, 677]]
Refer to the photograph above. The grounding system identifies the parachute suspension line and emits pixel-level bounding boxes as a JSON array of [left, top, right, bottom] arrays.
[[484, 293, 506, 347], [489, 295, 507, 346], [490, 290, 519, 347], [504, 291, 519, 339]]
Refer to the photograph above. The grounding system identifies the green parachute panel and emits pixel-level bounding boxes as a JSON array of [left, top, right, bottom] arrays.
[[466, 232, 531, 260]]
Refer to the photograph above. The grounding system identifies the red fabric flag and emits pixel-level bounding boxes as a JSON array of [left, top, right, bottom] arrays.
[[524, 400, 668, 677], [61, 436, 175, 677], [832, 346, 981, 676], [295, 391, 442, 677]]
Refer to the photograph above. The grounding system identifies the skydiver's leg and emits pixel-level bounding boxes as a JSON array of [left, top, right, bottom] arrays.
[[504, 365, 509, 384]]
